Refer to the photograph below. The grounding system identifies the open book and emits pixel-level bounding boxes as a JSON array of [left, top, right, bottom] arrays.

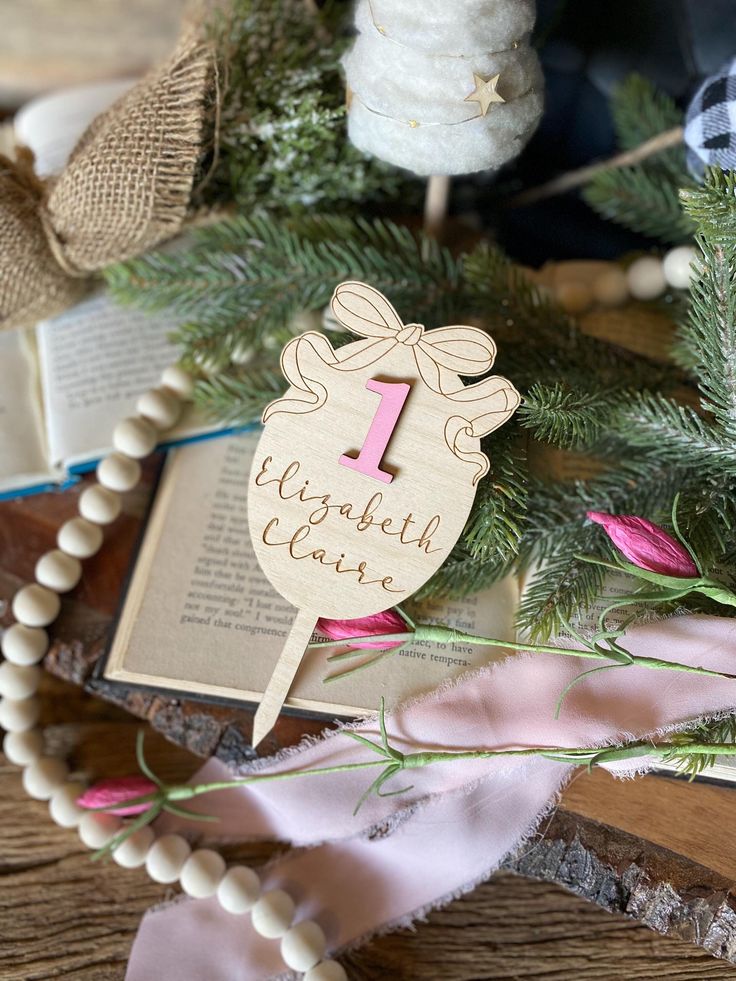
[[0, 294, 224, 500], [102, 431, 519, 718], [0, 78, 230, 499]]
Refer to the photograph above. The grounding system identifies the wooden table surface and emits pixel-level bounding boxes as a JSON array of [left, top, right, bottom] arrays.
[[2, 463, 736, 980]]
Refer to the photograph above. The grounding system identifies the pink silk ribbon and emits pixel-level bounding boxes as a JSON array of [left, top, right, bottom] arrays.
[[126, 615, 736, 980]]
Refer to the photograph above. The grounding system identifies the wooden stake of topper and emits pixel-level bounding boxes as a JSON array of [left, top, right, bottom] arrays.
[[247, 281, 520, 746]]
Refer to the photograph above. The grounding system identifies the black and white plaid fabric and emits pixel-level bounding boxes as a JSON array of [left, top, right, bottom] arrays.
[[684, 56, 736, 179]]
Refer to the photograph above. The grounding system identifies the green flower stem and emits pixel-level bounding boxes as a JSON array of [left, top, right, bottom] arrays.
[[173, 760, 390, 800], [87, 739, 736, 821], [85, 696, 736, 833], [577, 553, 736, 608], [312, 625, 736, 681]]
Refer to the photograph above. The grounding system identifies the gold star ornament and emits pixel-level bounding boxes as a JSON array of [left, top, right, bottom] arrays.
[[464, 72, 505, 116]]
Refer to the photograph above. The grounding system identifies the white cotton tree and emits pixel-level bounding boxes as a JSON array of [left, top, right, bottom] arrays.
[[342, 0, 544, 177]]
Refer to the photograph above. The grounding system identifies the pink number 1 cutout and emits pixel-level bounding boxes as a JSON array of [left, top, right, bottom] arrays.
[[339, 379, 410, 484]]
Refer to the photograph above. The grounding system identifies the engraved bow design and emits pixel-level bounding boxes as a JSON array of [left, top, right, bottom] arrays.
[[263, 281, 520, 484]]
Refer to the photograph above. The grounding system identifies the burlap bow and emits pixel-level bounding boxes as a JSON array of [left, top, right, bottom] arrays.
[[0, 29, 215, 330], [264, 281, 520, 483]]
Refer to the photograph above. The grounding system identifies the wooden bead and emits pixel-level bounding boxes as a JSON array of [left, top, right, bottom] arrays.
[[12, 584, 61, 627], [1, 624, 48, 665], [305, 961, 348, 981], [79, 811, 122, 849], [23, 756, 69, 800], [0, 662, 41, 699], [251, 889, 295, 939], [0, 696, 40, 732], [79, 485, 122, 525], [179, 848, 226, 898], [663, 245, 697, 290], [281, 921, 327, 972], [49, 781, 87, 828], [35, 549, 82, 593], [113, 825, 155, 868], [626, 256, 666, 301], [136, 388, 182, 430], [161, 365, 194, 400], [112, 417, 157, 459], [555, 281, 593, 315], [97, 453, 142, 493], [592, 267, 629, 307], [3, 728, 43, 766], [217, 865, 261, 914], [57, 517, 104, 559], [145, 833, 191, 883]]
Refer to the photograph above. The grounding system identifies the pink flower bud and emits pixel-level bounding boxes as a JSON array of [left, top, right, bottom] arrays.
[[587, 511, 698, 578], [316, 609, 410, 650], [77, 776, 159, 816]]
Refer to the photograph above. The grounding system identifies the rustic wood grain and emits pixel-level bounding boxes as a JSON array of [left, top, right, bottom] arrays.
[[0, 0, 187, 108], [2, 707, 734, 980]]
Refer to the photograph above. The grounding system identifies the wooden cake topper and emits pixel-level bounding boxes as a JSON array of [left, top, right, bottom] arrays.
[[248, 281, 520, 745]]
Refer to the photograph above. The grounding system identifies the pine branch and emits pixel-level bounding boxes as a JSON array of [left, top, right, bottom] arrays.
[[193, 365, 284, 426], [665, 715, 736, 777], [202, 0, 411, 213], [461, 243, 675, 396], [581, 73, 694, 244], [678, 174, 736, 441], [518, 383, 620, 449], [104, 245, 255, 320], [107, 215, 464, 331], [462, 243, 574, 337], [462, 430, 528, 564], [679, 169, 736, 242], [583, 166, 694, 244], [417, 547, 513, 602], [610, 74, 688, 180], [606, 391, 736, 473], [515, 531, 607, 639]]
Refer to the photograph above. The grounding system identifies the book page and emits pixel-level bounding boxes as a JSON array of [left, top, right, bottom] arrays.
[[0, 329, 52, 490], [105, 433, 518, 717], [14, 79, 135, 178], [37, 293, 211, 468]]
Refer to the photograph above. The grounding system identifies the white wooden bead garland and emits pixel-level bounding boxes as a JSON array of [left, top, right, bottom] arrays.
[[49, 780, 87, 828], [13, 583, 61, 627], [57, 517, 104, 558], [0, 362, 343, 981], [1, 623, 49, 665], [113, 825, 156, 868], [548, 245, 697, 315], [136, 388, 182, 431], [79, 811, 123, 849], [112, 417, 158, 458], [97, 453, 142, 493], [79, 484, 122, 525], [35, 550, 82, 593], [0, 662, 41, 699], [252, 888, 297, 939]]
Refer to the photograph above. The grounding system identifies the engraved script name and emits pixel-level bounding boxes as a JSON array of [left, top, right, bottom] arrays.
[[254, 456, 446, 594]]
